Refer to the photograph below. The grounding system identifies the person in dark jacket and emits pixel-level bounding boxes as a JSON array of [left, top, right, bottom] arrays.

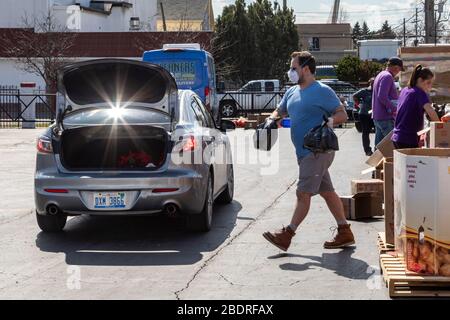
[[353, 78, 375, 156], [392, 65, 440, 149]]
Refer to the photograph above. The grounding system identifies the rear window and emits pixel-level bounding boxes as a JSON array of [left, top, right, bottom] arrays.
[[63, 62, 167, 105], [153, 60, 203, 89], [316, 67, 337, 79], [63, 107, 171, 126]]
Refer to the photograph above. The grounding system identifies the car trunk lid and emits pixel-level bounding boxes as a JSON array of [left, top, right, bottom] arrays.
[[56, 59, 178, 123]]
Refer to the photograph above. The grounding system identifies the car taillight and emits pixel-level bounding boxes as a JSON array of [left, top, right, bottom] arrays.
[[44, 189, 69, 193], [152, 188, 179, 193], [204, 87, 211, 111], [37, 136, 53, 154], [182, 136, 199, 152]]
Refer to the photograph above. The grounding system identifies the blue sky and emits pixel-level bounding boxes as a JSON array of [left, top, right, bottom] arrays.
[[212, 0, 422, 30]]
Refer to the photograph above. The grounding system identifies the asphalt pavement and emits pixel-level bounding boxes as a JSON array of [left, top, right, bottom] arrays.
[[0, 127, 388, 299]]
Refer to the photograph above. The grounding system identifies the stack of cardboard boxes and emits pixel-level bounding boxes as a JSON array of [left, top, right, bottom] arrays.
[[341, 133, 393, 221], [341, 180, 384, 220]]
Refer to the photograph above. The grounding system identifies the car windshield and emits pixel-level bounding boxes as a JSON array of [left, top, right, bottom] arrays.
[[63, 107, 171, 126]]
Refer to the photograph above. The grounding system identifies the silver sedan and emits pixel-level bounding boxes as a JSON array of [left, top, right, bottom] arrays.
[[35, 59, 235, 233]]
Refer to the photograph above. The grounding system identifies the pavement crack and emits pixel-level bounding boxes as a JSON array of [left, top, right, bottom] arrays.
[[289, 280, 304, 287], [218, 273, 235, 286], [173, 179, 298, 300]]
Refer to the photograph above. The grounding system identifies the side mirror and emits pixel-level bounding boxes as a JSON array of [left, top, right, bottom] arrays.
[[220, 119, 236, 132]]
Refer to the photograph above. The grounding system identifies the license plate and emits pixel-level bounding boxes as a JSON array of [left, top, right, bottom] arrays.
[[93, 192, 127, 209]]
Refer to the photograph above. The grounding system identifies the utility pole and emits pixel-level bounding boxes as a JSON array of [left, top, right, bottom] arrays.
[[160, 2, 167, 32], [415, 7, 419, 46], [403, 18, 406, 47], [283, 0, 287, 10], [425, 0, 435, 43]]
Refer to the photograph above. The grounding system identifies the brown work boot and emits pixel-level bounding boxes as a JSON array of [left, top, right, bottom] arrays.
[[323, 224, 355, 249], [263, 226, 296, 252]]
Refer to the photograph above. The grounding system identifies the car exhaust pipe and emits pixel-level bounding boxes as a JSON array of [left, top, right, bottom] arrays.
[[47, 204, 60, 216], [164, 203, 179, 217]]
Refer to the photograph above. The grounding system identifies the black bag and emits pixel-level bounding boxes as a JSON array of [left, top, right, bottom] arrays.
[[303, 116, 339, 153], [253, 118, 279, 151]]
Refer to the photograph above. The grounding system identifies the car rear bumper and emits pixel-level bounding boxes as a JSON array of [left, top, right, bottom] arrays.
[[35, 168, 205, 216]]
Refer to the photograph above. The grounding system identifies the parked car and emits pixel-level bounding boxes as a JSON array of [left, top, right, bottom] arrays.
[[315, 65, 337, 80], [35, 59, 235, 233], [320, 80, 358, 121], [217, 79, 282, 118]]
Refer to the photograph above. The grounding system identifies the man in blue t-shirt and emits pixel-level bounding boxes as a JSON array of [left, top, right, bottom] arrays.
[[263, 51, 355, 252]]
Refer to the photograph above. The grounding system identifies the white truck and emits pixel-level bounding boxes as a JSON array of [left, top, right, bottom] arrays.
[[358, 39, 401, 62], [217, 80, 284, 118]]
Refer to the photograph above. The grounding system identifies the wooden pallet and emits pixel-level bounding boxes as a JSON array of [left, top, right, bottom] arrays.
[[377, 232, 395, 253], [379, 253, 450, 297]]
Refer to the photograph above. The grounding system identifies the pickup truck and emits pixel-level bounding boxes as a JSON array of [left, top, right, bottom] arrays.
[[217, 80, 285, 118]]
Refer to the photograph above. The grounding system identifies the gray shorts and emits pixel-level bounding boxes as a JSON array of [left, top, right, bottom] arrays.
[[297, 152, 335, 194]]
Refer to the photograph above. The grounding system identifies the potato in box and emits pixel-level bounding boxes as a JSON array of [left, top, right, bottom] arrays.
[[394, 148, 450, 276]]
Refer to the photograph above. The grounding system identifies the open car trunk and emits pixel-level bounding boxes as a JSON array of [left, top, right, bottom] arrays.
[[60, 125, 168, 171]]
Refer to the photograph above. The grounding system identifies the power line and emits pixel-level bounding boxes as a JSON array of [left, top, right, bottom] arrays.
[[294, 8, 414, 15]]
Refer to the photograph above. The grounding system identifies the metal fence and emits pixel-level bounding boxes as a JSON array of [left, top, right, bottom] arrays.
[[0, 86, 56, 128], [218, 91, 285, 117], [217, 86, 360, 119]]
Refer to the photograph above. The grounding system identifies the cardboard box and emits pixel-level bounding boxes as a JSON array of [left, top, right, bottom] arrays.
[[364, 130, 394, 172], [394, 148, 450, 276], [400, 46, 450, 104], [430, 122, 450, 148], [383, 157, 395, 246], [376, 131, 394, 159], [340, 196, 355, 219], [374, 168, 384, 180], [341, 193, 384, 220], [351, 179, 384, 195], [245, 120, 258, 130]]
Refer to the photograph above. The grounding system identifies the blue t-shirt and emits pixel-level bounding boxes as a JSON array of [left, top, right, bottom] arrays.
[[278, 81, 341, 158]]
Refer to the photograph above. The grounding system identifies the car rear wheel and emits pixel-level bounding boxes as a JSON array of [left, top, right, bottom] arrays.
[[220, 102, 237, 118], [36, 211, 67, 232], [186, 174, 213, 232], [217, 164, 234, 204]]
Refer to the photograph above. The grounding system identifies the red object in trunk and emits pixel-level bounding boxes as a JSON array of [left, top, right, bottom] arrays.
[[118, 151, 152, 168]]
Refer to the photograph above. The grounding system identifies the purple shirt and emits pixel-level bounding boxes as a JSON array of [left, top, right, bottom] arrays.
[[372, 70, 399, 121], [392, 87, 430, 146]]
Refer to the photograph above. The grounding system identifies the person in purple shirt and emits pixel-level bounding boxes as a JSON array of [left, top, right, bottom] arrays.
[[392, 65, 440, 149], [372, 57, 403, 145]]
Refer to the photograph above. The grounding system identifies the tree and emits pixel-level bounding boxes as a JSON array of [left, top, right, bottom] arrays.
[[213, 0, 298, 84], [352, 22, 362, 46], [335, 56, 361, 82], [335, 55, 383, 83], [0, 11, 77, 93], [214, 0, 254, 83], [361, 21, 371, 40], [359, 60, 383, 82], [378, 20, 396, 39]]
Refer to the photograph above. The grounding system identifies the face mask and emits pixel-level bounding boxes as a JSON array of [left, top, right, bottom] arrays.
[[287, 69, 299, 83], [288, 57, 312, 84]]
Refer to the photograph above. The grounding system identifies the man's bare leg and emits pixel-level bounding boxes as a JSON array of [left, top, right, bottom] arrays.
[[262, 191, 312, 251], [289, 191, 313, 230], [320, 191, 347, 225]]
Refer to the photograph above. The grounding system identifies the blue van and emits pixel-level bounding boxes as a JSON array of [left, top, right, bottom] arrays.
[[142, 44, 218, 119]]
